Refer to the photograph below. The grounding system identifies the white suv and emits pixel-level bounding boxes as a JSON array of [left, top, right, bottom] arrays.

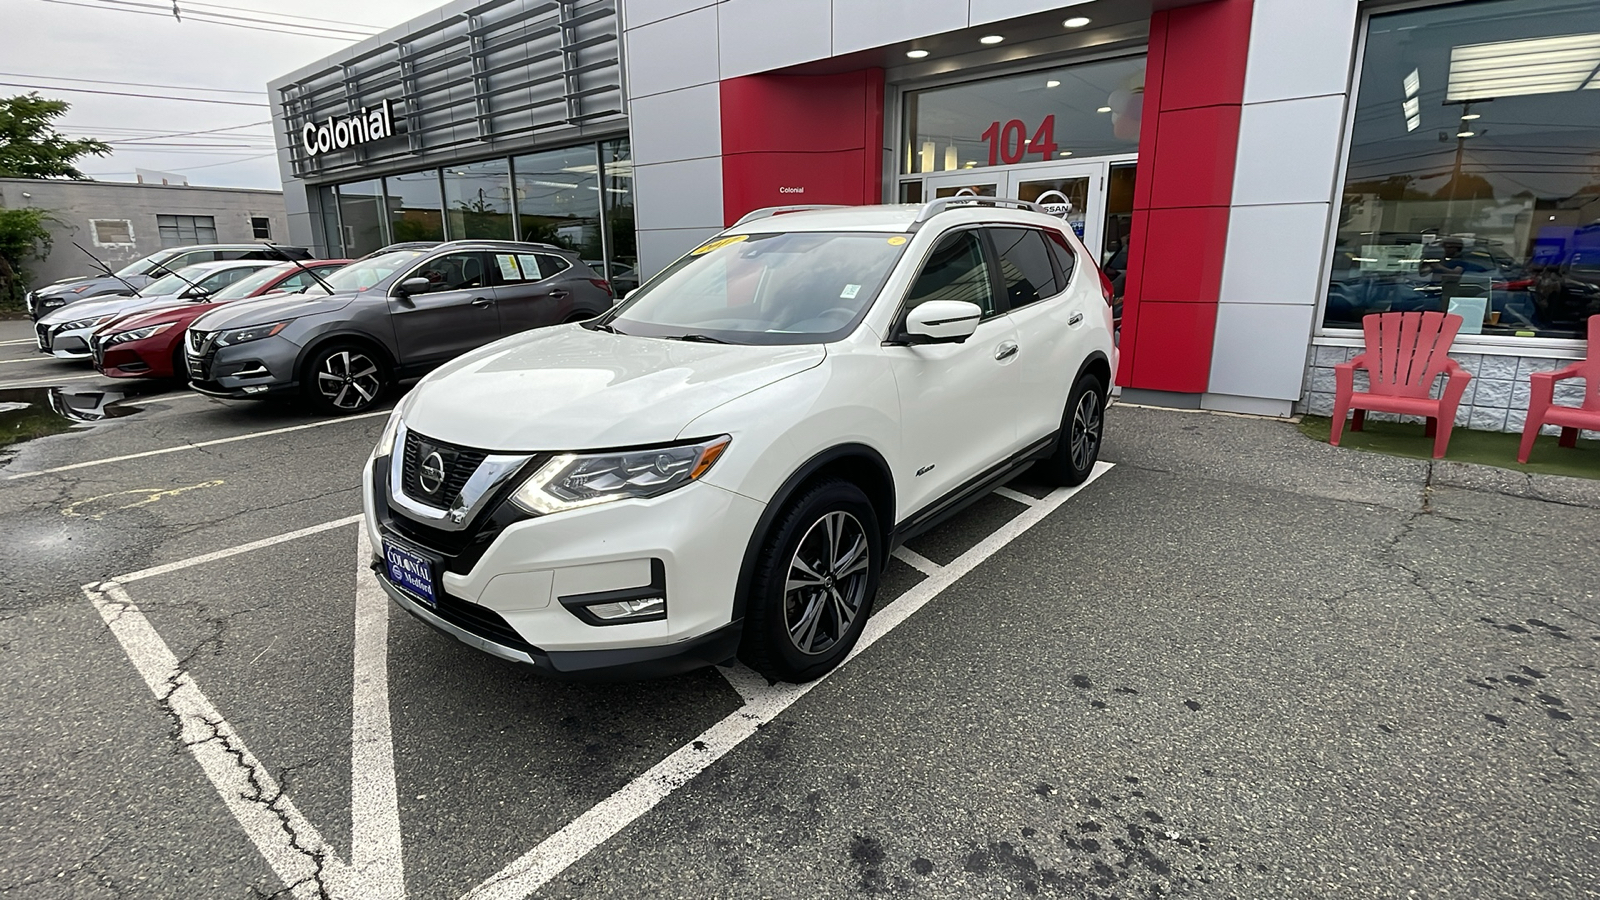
[[362, 199, 1116, 683]]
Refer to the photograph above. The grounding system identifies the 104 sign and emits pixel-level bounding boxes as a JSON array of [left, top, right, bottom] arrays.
[[979, 115, 1059, 166]]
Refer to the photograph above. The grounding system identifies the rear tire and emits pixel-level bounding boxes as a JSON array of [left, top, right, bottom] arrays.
[[739, 480, 881, 683], [1040, 372, 1106, 486], [302, 343, 389, 415]]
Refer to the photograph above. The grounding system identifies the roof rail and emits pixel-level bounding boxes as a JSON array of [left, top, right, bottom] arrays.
[[912, 196, 1045, 228], [733, 204, 848, 227]]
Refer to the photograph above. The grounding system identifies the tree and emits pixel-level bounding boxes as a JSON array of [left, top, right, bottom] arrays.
[[0, 207, 53, 310], [0, 93, 110, 179]]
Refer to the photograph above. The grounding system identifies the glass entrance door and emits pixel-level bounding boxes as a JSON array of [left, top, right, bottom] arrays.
[[1007, 162, 1107, 260], [924, 171, 1000, 199]]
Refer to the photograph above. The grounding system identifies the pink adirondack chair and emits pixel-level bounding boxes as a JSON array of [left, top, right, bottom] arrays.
[[1518, 314, 1600, 464], [1330, 311, 1473, 459]]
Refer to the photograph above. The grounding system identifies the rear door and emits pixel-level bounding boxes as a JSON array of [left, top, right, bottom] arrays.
[[386, 251, 500, 368], [489, 251, 576, 336], [985, 226, 1084, 445]]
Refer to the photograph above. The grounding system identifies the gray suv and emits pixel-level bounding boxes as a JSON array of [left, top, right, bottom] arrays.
[[184, 240, 614, 414]]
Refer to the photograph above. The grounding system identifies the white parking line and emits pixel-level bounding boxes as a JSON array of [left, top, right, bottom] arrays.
[[464, 461, 1114, 900], [116, 514, 363, 584], [351, 525, 406, 899], [891, 545, 943, 576], [0, 373, 103, 389], [0, 356, 59, 365], [994, 486, 1043, 507], [5, 410, 390, 481], [0, 338, 37, 346]]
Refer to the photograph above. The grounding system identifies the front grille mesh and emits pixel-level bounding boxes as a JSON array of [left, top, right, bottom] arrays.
[[401, 430, 488, 510]]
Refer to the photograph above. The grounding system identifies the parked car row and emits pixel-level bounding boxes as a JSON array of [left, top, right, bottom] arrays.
[[25, 244, 313, 319], [33, 239, 616, 414]]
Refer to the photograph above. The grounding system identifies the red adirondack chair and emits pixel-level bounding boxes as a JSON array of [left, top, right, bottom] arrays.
[[1331, 311, 1473, 459], [1518, 314, 1600, 464]]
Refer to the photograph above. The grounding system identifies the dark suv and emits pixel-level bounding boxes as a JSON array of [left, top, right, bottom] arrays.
[[184, 240, 614, 414], [26, 244, 313, 319]]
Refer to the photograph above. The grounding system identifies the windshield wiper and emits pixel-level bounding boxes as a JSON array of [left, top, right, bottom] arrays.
[[670, 333, 729, 344]]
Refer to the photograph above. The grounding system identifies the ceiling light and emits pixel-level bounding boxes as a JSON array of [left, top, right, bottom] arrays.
[[1064, 16, 1091, 28], [1097, 106, 1112, 113], [980, 35, 1004, 45], [1460, 113, 1481, 120], [1046, 80, 1061, 88], [1059, 151, 1073, 157], [905, 49, 929, 59], [1446, 32, 1600, 101], [1457, 131, 1476, 138]]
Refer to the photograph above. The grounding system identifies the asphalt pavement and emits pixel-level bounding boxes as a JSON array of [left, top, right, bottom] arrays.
[[0, 316, 1596, 899]]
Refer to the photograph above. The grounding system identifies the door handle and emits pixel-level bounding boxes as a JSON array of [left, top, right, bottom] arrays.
[[471, 297, 494, 307], [549, 289, 570, 300], [1068, 312, 1084, 326], [994, 341, 1019, 361]]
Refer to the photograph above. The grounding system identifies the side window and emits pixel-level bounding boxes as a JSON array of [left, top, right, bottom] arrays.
[[1044, 231, 1078, 286], [201, 268, 250, 291], [989, 227, 1060, 309], [903, 230, 997, 318], [514, 254, 543, 281], [408, 252, 487, 294], [535, 253, 572, 279], [277, 272, 311, 291], [159, 250, 214, 273]]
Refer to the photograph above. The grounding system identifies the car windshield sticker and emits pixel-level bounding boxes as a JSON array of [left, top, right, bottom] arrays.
[[691, 234, 750, 255], [840, 284, 861, 300], [495, 254, 522, 281], [887, 236, 908, 245]]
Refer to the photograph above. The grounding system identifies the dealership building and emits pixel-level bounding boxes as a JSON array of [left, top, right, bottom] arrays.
[[270, 0, 1599, 429]]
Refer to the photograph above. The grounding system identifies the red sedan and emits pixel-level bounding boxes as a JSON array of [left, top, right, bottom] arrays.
[[91, 260, 350, 379]]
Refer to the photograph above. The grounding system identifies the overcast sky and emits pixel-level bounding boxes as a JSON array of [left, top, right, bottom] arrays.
[[0, 0, 443, 189]]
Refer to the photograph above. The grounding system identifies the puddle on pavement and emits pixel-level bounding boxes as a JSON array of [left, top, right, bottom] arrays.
[[0, 386, 154, 450]]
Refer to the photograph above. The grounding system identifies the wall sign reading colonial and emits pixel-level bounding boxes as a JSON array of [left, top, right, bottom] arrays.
[[300, 99, 397, 158]]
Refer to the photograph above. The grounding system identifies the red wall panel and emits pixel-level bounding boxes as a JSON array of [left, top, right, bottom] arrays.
[[1145, 105, 1242, 210], [1157, 0, 1255, 112], [1130, 301, 1220, 393], [720, 69, 885, 226], [1136, 207, 1230, 303]]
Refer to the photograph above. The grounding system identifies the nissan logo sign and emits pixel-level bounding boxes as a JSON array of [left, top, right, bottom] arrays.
[[418, 451, 447, 495], [300, 99, 397, 158]]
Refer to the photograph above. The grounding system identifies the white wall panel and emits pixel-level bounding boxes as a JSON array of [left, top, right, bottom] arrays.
[[637, 226, 722, 276], [629, 84, 722, 165], [832, 0, 968, 56], [633, 156, 724, 231], [969, 0, 1093, 27], [719, 0, 834, 79], [1208, 302, 1317, 400], [1218, 202, 1331, 306], [624, 5, 720, 99], [621, 0, 714, 30], [1231, 94, 1345, 207], [1241, 0, 1358, 104]]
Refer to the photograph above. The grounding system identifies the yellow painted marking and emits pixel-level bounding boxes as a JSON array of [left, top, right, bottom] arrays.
[[63, 480, 226, 520]]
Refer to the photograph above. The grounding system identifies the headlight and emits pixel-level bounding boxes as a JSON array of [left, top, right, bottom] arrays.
[[105, 323, 173, 345], [215, 322, 289, 347], [511, 436, 731, 515], [371, 408, 403, 461], [59, 315, 114, 331]]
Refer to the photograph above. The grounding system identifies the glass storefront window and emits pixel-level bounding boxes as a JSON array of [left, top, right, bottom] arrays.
[[1328, 0, 1600, 340], [443, 159, 514, 240], [904, 57, 1144, 175], [600, 138, 637, 295], [316, 185, 344, 257], [384, 170, 445, 243], [512, 146, 603, 271], [335, 179, 385, 258]]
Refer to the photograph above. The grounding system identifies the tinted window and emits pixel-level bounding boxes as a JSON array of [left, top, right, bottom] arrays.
[[536, 253, 571, 278], [904, 230, 997, 316], [408, 252, 486, 293], [989, 227, 1060, 309], [1044, 231, 1077, 285]]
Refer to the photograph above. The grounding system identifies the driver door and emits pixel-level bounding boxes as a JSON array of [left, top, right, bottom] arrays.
[[883, 228, 1021, 516], [387, 251, 500, 369]]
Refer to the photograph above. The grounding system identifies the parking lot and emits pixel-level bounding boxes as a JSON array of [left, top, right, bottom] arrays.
[[1, 315, 1597, 899]]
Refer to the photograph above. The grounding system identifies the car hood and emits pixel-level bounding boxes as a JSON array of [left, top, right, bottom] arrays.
[[104, 300, 220, 333], [191, 290, 357, 331], [403, 326, 826, 452], [38, 292, 185, 325], [35, 275, 141, 299]]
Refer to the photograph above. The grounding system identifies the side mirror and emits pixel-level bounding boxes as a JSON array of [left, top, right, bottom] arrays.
[[397, 277, 432, 295], [903, 300, 982, 344]]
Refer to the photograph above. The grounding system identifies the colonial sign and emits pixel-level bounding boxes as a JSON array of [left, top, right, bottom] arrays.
[[300, 99, 397, 158]]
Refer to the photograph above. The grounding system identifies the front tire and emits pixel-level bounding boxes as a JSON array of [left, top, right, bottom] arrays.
[[740, 480, 881, 683], [302, 343, 389, 415], [1041, 372, 1106, 486]]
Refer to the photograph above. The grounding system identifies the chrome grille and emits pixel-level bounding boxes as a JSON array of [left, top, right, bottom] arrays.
[[401, 430, 489, 511]]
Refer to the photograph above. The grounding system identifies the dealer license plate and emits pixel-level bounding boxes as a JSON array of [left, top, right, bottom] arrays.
[[384, 541, 437, 607]]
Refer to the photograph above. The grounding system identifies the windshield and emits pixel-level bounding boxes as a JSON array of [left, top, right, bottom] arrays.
[[322, 250, 426, 292], [138, 264, 215, 297], [113, 249, 179, 278], [209, 264, 294, 301], [601, 232, 907, 345]]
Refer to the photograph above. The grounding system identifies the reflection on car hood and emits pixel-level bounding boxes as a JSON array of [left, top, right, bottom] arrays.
[[37, 292, 186, 325], [36, 275, 139, 297], [404, 325, 826, 452], [190, 290, 357, 331], [103, 300, 221, 333]]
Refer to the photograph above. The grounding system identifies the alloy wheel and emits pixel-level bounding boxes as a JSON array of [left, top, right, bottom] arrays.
[[1070, 388, 1103, 473], [316, 350, 382, 411], [783, 511, 871, 656]]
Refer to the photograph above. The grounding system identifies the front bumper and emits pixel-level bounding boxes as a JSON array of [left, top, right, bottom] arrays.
[[48, 328, 94, 360], [185, 331, 300, 398], [93, 337, 162, 378], [361, 455, 766, 676]]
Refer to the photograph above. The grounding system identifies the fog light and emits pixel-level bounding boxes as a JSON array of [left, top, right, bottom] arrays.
[[242, 385, 269, 394], [586, 597, 664, 621]]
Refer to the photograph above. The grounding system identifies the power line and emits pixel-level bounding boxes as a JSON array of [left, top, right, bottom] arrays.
[[71, 121, 275, 142], [171, 0, 380, 30], [69, 0, 376, 35], [38, 0, 375, 40], [0, 72, 265, 96], [0, 81, 269, 107]]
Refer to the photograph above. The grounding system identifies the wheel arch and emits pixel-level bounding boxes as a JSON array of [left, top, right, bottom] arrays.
[[730, 443, 896, 622], [296, 331, 396, 385], [1075, 350, 1112, 395]]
